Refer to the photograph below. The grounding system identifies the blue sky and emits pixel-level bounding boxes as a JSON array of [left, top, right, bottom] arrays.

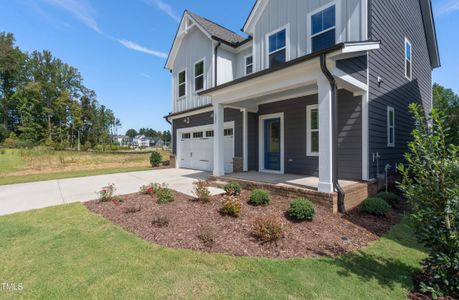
[[0, 0, 457, 133]]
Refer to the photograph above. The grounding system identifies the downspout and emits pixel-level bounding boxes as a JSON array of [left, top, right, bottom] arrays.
[[214, 41, 221, 87], [320, 53, 346, 214]]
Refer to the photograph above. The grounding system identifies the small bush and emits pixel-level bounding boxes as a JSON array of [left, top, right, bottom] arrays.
[[248, 189, 271, 206], [223, 182, 241, 196], [361, 197, 391, 216], [97, 183, 117, 202], [123, 205, 141, 214], [287, 198, 315, 221], [0, 149, 5, 155], [197, 228, 216, 248], [151, 216, 170, 228], [376, 191, 401, 207], [150, 151, 162, 167], [220, 195, 242, 217], [252, 215, 284, 242], [156, 184, 174, 204], [140, 183, 159, 195], [193, 180, 211, 202]]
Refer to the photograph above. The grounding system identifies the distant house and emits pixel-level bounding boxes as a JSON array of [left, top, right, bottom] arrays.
[[133, 135, 152, 147], [151, 137, 164, 147], [112, 135, 132, 146]]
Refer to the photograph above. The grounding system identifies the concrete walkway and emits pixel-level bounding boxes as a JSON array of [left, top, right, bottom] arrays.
[[0, 168, 223, 216]]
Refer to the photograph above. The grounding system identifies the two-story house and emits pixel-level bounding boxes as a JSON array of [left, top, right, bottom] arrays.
[[164, 0, 440, 211]]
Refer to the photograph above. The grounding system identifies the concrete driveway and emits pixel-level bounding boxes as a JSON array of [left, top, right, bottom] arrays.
[[0, 168, 223, 216]]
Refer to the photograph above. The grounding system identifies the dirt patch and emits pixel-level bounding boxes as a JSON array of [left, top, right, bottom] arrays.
[[85, 190, 404, 259]]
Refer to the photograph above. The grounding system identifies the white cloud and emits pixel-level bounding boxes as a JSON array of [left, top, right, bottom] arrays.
[[119, 39, 168, 58], [436, 0, 459, 16], [148, 0, 181, 22], [141, 73, 153, 80]]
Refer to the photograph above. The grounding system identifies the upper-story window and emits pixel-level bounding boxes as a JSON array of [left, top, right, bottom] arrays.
[[268, 27, 287, 68], [405, 38, 412, 80], [194, 59, 205, 92], [245, 55, 253, 75], [178, 69, 186, 98], [310, 4, 336, 52]]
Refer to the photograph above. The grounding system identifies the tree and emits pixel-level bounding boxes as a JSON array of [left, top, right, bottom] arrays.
[[433, 83, 459, 145], [398, 104, 459, 298], [125, 129, 138, 138]]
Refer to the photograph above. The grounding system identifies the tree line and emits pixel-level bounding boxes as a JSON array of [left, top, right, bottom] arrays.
[[125, 128, 171, 143], [0, 32, 121, 149]]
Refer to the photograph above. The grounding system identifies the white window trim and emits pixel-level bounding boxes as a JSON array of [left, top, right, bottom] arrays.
[[258, 113, 284, 174], [193, 58, 205, 93], [265, 24, 290, 69], [405, 37, 412, 81], [306, 104, 319, 156], [387, 106, 395, 147], [244, 54, 254, 75], [177, 67, 187, 99], [307, 1, 341, 54]]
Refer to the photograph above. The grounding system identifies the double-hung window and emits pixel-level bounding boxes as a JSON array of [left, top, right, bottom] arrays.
[[387, 106, 395, 147], [405, 38, 412, 80], [245, 55, 253, 75], [268, 28, 287, 68], [194, 60, 204, 92], [307, 105, 319, 156], [178, 70, 186, 98], [310, 5, 336, 52]]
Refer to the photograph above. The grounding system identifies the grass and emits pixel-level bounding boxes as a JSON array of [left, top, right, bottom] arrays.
[[0, 203, 426, 299], [0, 148, 170, 185]]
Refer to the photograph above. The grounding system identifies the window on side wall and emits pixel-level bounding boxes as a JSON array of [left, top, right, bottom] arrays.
[[405, 38, 412, 80], [245, 55, 253, 75], [307, 105, 319, 156], [178, 70, 186, 98], [194, 60, 204, 92], [310, 5, 336, 52], [268, 28, 287, 68], [387, 106, 395, 147]]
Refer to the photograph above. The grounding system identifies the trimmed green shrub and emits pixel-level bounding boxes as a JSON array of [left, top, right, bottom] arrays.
[[287, 198, 315, 221], [376, 191, 401, 207], [248, 189, 271, 206], [361, 197, 390, 216], [150, 151, 162, 167], [156, 185, 174, 204], [223, 182, 241, 196]]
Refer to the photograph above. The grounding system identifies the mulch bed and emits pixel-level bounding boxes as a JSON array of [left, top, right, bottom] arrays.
[[85, 190, 405, 259]]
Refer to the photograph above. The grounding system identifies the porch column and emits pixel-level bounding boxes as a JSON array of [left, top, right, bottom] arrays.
[[213, 103, 225, 176], [242, 109, 248, 172], [317, 78, 334, 193]]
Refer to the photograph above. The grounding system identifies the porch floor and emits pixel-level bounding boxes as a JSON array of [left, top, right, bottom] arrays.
[[222, 171, 358, 191]]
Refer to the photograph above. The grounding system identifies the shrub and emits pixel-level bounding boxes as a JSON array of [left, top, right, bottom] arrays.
[[223, 182, 241, 196], [123, 205, 141, 214], [361, 197, 390, 216], [287, 198, 315, 221], [3, 132, 19, 148], [376, 191, 401, 207], [156, 184, 174, 204], [220, 195, 242, 217], [97, 183, 117, 202], [248, 189, 271, 206], [140, 183, 159, 195], [252, 215, 284, 242], [151, 216, 169, 228], [193, 180, 211, 202], [150, 151, 162, 167], [197, 228, 216, 248]]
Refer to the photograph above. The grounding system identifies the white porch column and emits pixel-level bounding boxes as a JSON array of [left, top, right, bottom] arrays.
[[242, 109, 248, 172], [213, 103, 225, 176], [317, 78, 334, 193]]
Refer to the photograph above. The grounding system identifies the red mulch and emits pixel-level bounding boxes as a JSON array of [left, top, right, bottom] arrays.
[[84, 190, 405, 259]]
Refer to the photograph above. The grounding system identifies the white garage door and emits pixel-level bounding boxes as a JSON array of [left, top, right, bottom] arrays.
[[177, 125, 234, 173]]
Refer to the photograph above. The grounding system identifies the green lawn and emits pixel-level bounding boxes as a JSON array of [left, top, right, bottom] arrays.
[[0, 204, 425, 299]]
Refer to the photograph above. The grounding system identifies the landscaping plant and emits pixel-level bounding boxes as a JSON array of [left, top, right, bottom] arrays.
[[151, 216, 170, 228], [252, 215, 284, 242], [193, 180, 211, 202], [398, 104, 459, 299], [149, 151, 162, 167], [140, 183, 160, 196], [287, 198, 315, 221], [156, 184, 174, 204], [361, 197, 390, 216], [220, 195, 242, 217], [376, 191, 401, 207], [197, 228, 216, 248], [248, 189, 271, 206], [97, 183, 117, 202], [223, 182, 241, 196]]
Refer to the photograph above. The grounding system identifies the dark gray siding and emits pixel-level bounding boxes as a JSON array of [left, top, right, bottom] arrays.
[[247, 112, 258, 171], [336, 55, 368, 84], [172, 108, 243, 157], [368, 0, 433, 178]]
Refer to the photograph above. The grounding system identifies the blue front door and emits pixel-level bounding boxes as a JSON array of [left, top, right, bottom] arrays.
[[264, 118, 281, 171]]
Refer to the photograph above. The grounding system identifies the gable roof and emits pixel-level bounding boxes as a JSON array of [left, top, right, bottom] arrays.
[[420, 0, 440, 68]]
